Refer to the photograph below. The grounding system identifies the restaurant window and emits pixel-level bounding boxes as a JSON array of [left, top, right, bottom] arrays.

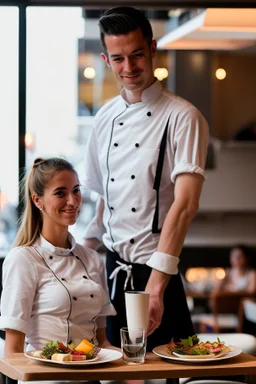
[[0, 6, 171, 249], [0, 7, 19, 254], [26, 7, 118, 243]]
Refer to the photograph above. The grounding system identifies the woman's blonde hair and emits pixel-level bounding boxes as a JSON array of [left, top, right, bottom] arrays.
[[13, 157, 79, 247]]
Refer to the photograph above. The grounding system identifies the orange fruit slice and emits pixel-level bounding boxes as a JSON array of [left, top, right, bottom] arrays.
[[75, 339, 94, 353]]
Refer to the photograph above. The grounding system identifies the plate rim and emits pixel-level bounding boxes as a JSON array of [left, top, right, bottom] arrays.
[[25, 348, 122, 366], [152, 344, 242, 363]]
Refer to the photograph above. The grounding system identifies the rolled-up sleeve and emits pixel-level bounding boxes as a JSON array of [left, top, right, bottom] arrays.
[[0, 248, 38, 334], [171, 107, 209, 183]]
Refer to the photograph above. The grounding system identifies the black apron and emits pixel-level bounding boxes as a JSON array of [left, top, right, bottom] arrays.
[[106, 249, 194, 351]]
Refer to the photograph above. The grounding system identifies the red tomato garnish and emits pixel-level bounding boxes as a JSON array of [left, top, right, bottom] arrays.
[[71, 349, 86, 355], [57, 342, 70, 352], [72, 355, 87, 361]]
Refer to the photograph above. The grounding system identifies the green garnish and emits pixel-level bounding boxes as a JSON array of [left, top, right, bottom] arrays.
[[41, 341, 69, 360], [180, 335, 199, 346], [189, 347, 211, 355]]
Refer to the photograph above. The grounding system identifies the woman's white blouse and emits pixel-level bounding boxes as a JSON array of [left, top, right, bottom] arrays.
[[0, 234, 116, 350]]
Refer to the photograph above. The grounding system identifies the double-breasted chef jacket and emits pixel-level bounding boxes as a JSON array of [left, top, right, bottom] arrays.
[[84, 79, 209, 272], [0, 233, 116, 351]]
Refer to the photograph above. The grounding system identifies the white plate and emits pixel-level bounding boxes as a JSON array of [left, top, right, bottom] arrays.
[[152, 345, 242, 363], [25, 348, 122, 366]]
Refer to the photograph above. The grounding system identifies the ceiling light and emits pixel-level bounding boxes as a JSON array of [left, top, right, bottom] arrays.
[[25, 132, 35, 151], [215, 68, 226, 80], [83, 67, 96, 79], [157, 8, 256, 50], [154, 68, 168, 81]]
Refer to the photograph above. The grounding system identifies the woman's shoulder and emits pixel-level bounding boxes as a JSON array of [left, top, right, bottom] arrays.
[[3, 246, 40, 279], [4, 245, 41, 265], [6, 245, 33, 258]]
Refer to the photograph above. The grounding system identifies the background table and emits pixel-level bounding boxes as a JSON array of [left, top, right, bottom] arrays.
[[0, 352, 256, 383]]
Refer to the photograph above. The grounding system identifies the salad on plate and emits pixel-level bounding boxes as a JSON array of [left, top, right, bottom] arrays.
[[31, 339, 100, 362], [166, 335, 232, 359]]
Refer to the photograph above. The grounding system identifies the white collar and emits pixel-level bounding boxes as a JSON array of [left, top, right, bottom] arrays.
[[120, 78, 163, 105], [36, 233, 76, 256]]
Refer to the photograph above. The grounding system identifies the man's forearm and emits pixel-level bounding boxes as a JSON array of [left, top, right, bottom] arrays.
[[145, 206, 190, 296], [146, 204, 196, 295], [146, 268, 170, 297], [157, 206, 192, 259], [146, 174, 203, 294]]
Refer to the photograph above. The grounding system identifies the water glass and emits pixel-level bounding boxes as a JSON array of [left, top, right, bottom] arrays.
[[120, 327, 146, 365]]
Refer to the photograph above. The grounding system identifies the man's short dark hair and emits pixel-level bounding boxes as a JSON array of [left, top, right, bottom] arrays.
[[99, 7, 153, 51]]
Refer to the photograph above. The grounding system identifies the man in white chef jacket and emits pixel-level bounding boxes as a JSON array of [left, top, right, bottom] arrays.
[[83, 7, 209, 351]]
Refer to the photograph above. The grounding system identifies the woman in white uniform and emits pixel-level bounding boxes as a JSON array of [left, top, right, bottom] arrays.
[[0, 157, 115, 383], [215, 245, 256, 293]]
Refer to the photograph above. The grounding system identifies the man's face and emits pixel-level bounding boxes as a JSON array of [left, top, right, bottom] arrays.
[[101, 28, 156, 93]]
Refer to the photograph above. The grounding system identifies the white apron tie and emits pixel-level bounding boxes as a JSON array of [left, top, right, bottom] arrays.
[[109, 260, 134, 300]]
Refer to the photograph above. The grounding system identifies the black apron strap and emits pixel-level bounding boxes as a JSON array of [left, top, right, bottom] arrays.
[[152, 115, 170, 233]]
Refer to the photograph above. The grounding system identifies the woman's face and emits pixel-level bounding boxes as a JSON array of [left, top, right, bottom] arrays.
[[230, 248, 248, 269], [35, 170, 82, 230]]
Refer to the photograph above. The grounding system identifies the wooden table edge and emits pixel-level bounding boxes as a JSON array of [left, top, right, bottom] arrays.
[[0, 352, 256, 382]]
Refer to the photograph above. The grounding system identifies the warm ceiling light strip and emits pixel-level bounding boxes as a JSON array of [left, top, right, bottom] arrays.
[[157, 8, 256, 50]]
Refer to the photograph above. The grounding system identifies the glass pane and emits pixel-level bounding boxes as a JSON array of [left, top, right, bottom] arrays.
[[26, 7, 172, 244], [26, 7, 107, 243], [0, 7, 18, 254]]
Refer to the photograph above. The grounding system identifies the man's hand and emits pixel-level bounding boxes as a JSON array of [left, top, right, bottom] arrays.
[[145, 269, 170, 335], [147, 292, 164, 336]]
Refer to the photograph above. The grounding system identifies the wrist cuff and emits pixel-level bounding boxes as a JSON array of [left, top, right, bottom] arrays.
[[146, 251, 179, 275]]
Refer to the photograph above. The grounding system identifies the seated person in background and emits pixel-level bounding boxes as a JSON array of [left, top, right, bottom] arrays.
[[214, 244, 256, 294], [0, 157, 116, 359]]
